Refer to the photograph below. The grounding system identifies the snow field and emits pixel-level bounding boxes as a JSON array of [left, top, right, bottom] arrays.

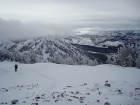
[[0, 61, 140, 105]]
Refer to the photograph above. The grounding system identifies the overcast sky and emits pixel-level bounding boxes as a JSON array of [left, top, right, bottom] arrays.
[[0, 0, 140, 39]]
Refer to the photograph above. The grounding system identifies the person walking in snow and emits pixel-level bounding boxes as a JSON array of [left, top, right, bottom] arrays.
[[14, 64, 18, 72]]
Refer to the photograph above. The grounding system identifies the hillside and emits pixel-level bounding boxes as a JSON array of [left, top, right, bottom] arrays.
[[0, 61, 140, 105], [63, 30, 140, 47], [0, 30, 140, 65], [0, 36, 95, 65]]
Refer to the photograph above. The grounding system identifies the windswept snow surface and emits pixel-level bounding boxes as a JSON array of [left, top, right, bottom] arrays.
[[0, 61, 140, 105]]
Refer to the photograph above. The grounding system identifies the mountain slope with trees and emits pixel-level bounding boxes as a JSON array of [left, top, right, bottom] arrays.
[[0, 36, 98, 66]]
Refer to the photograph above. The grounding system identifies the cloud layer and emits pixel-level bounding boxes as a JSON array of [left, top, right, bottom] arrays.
[[0, 0, 140, 38], [0, 18, 75, 39]]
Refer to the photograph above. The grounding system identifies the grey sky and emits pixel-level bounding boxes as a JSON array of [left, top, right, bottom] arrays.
[[0, 0, 140, 39]]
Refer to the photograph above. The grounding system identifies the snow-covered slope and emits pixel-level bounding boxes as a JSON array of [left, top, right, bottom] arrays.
[[63, 36, 95, 46], [0, 30, 140, 64], [63, 35, 110, 46], [98, 41, 123, 47], [0, 37, 15, 50], [63, 30, 140, 47], [0, 36, 95, 65], [0, 61, 140, 105]]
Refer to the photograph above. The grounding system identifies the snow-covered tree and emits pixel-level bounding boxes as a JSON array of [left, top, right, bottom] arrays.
[[93, 59, 98, 66], [29, 51, 37, 63], [126, 54, 133, 67], [136, 55, 140, 68], [65, 56, 74, 65], [106, 54, 117, 65], [52, 54, 64, 64], [117, 44, 140, 67]]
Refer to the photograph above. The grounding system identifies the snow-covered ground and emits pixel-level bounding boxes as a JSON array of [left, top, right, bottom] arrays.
[[98, 41, 123, 47], [0, 61, 140, 105]]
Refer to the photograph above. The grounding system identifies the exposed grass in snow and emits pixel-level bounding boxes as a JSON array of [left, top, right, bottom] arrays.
[[0, 61, 140, 105]]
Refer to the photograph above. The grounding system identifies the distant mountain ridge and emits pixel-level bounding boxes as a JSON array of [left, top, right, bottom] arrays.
[[63, 30, 140, 47], [0, 30, 140, 65]]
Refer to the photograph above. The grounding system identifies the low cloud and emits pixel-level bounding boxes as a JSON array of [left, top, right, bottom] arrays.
[[0, 0, 140, 39], [0, 17, 75, 39], [0, 16, 139, 40], [74, 27, 104, 35]]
